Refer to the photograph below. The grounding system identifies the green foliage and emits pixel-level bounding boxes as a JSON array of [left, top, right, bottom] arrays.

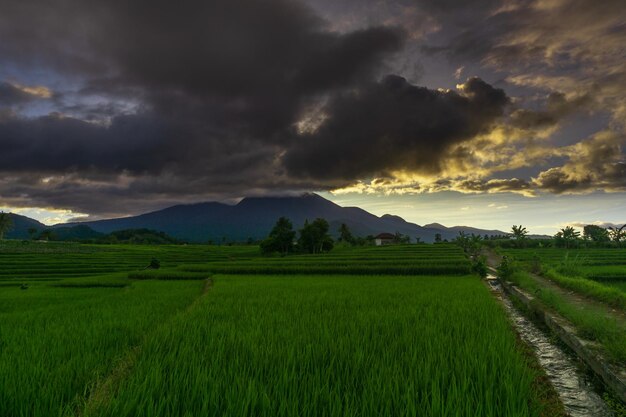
[[454, 232, 483, 257], [471, 256, 488, 278], [0, 213, 13, 239], [86, 275, 543, 417], [260, 217, 295, 255], [337, 223, 355, 245], [0, 280, 202, 417], [555, 252, 585, 276], [27, 227, 38, 240], [148, 257, 161, 269], [608, 225, 626, 243], [511, 225, 528, 248], [554, 226, 581, 249], [0, 212, 14, 240], [105, 229, 179, 244], [38, 229, 56, 241], [507, 270, 626, 363], [583, 225, 610, 242], [180, 244, 471, 275], [298, 218, 334, 254], [128, 269, 208, 280], [497, 256, 515, 280]]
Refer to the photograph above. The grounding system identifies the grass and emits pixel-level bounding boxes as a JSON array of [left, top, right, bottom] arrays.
[[542, 269, 626, 309], [128, 269, 209, 280], [501, 247, 626, 307], [83, 275, 545, 417], [506, 270, 626, 364], [0, 280, 204, 417], [177, 244, 471, 275], [0, 241, 563, 415]]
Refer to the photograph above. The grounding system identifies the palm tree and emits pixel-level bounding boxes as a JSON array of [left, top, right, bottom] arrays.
[[608, 224, 626, 243], [0, 212, 13, 240], [511, 225, 528, 240], [555, 226, 580, 249], [511, 225, 528, 248]]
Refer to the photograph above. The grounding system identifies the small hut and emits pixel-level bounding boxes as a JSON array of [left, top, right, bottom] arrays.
[[374, 233, 395, 246]]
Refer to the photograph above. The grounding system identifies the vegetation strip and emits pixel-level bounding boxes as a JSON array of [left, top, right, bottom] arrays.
[[500, 280, 626, 404]]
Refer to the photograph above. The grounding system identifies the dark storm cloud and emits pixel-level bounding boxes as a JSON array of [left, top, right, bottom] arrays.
[[0, 82, 33, 106], [283, 75, 509, 180], [1, 0, 623, 216], [0, 0, 408, 214]]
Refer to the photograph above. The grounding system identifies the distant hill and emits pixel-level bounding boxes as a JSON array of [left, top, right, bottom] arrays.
[[4, 213, 47, 239], [3, 213, 102, 241], [59, 193, 507, 243]]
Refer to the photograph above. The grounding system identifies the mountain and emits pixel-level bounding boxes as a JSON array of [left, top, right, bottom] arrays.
[[3, 213, 102, 241], [4, 213, 46, 239], [62, 193, 506, 243], [424, 223, 507, 237]]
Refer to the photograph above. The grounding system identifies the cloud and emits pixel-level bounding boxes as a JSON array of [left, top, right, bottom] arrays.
[[509, 92, 591, 129], [0, 81, 51, 106], [283, 75, 509, 180], [0, 0, 408, 215], [533, 130, 626, 193], [0, 0, 624, 217], [424, 0, 626, 127]]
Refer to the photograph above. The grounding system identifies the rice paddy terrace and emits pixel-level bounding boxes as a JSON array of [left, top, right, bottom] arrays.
[[498, 247, 626, 369], [0, 241, 574, 416]]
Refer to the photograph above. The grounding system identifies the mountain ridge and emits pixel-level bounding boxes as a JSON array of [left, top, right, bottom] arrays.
[[5, 194, 508, 242]]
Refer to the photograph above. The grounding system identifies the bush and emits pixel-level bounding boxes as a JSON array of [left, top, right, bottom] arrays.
[[471, 256, 488, 278], [497, 256, 515, 280]]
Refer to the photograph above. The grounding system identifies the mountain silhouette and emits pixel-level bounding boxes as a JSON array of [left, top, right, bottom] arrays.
[[56, 193, 506, 243]]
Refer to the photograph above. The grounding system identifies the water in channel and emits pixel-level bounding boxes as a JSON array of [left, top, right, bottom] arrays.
[[486, 275, 613, 417]]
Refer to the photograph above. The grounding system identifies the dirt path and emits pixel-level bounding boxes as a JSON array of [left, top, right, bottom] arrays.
[[485, 250, 626, 324]]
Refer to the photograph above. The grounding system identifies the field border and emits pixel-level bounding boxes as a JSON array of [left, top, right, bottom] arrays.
[[500, 280, 626, 403]]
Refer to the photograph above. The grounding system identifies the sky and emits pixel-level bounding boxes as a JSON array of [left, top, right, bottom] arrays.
[[0, 0, 624, 233]]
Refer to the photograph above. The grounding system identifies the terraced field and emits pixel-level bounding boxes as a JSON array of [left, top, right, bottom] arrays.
[[501, 248, 626, 307], [499, 247, 626, 365], [0, 241, 555, 417]]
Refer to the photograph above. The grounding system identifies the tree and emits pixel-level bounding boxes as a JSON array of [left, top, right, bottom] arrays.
[[583, 225, 609, 243], [28, 227, 38, 240], [511, 225, 528, 248], [554, 226, 580, 249], [38, 230, 56, 241], [434, 233, 442, 243], [393, 231, 410, 244], [0, 212, 13, 240], [338, 223, 355, 245], [608, 224, 626, 243], [260, 217, 296, 255], [298, 218, 334, 253]]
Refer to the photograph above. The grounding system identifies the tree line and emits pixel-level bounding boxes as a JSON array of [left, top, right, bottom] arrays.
[[259, 217, 413, 255], [469, 224, 626, 250]]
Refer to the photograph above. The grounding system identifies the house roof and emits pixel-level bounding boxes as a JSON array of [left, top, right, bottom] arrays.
[[375, 233, 395, 239]]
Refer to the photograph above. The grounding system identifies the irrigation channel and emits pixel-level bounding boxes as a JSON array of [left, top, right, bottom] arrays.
[[485, 273, 613, 417]]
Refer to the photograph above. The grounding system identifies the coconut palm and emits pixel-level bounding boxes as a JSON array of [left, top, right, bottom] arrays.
[[511, 225, 528, 248], [555, 226, 580, 249], [608, 224, 626, 243]]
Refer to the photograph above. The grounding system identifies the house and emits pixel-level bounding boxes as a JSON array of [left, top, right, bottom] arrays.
[[374, 232, 395, 246]]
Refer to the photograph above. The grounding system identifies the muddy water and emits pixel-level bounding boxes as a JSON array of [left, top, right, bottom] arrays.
[[485, 276, 613, 417]]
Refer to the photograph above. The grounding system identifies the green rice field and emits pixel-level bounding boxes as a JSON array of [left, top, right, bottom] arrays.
[[1, 241, 554, 416], [500, 248, 626, 307]]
